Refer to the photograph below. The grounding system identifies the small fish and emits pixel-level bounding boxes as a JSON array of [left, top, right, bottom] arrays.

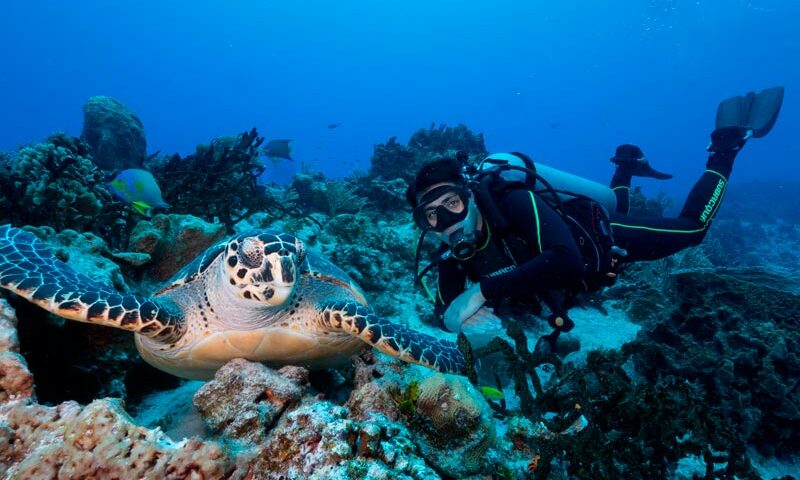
[[109, 168, 170, 216], [327, 123, 340, 129], [263, 139, 293, 161], [479, 386, 504, 400]]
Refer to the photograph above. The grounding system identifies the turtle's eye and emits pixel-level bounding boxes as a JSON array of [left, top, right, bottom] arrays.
[[238, 237, 265, 268]]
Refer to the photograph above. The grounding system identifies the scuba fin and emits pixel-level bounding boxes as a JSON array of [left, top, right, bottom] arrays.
[[715, 86, 784, 138], [610, 144, 673, 180], [611, 157, 673, 180], [632, 162, 673, 180]]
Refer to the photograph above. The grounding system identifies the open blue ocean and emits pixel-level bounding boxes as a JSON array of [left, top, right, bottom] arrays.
[[0, 1, 797, 479]]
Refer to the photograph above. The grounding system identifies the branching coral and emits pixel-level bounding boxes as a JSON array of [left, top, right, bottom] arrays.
[[470, 321, 563, 418], [147, 128, 266, 231], [506, 349, 761, 479]]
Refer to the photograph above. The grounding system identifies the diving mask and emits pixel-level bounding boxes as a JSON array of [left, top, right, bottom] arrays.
[[412, 185, 470, 232]]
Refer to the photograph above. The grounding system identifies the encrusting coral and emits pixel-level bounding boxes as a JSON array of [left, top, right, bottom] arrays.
[[413, 374, 496, 477], [0, 134, 128, 242], [0, 299, 34, 405], [126, 213, 227, 284], [0, 299, 233, 479], [1, 398, 236, 479], [193, 359, 303, 443]]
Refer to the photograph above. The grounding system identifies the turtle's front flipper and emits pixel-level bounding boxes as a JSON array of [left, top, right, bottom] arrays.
[[0, 225, 184, 342], [317, 301, 466, 375]]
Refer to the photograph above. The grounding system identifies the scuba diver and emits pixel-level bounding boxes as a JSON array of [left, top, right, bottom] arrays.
[[406, 87, 784, 352]]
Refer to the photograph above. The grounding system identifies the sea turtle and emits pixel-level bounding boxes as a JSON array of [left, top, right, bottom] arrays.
[[0, 225, 465, 379]]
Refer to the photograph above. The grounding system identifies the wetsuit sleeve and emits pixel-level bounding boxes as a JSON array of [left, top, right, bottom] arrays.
[[480, 190, 584, 302], [433, 257, 466, 325]]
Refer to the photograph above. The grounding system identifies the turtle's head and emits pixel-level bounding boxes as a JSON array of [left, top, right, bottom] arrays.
[[223, 231, 305, 306]]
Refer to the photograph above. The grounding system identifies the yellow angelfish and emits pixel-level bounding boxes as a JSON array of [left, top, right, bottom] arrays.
[[109, 169, 171, 216]]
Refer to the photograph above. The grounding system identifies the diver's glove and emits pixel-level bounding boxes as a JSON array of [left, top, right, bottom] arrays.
[[708, 126, 750, 153], [610, 144, 673, 180], [444, 283, 487, 333]]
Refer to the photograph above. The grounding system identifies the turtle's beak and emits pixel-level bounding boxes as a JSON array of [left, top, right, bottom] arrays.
[[258, 254, 296, 305], [266, 283, 294, 306]]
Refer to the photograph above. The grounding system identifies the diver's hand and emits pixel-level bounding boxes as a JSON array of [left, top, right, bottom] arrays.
[[444, 283, 486, 333], [461, 307, 503, 349]]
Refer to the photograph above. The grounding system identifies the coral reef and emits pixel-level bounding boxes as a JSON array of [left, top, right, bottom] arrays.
[[716, 180, 800, 225], [0, 398, 235, 479], [353, 176, 410, 214], [510, 349, 761, 479], [629, 270, 800, 457], [0, 300, 225, 478], [627, 186, 673, 217], [2, 124, 798, 479], [345, 353, 502, 478], [80, 95, 147, 171], [290, 173, 370, 218], [244, 399, 441, 480], [702, 219, 800, 284], [318, 214, 415, 296], [368, 136, 416, 182], [0, 134, 127, 241], [193, 359, 303, 443], [368, 123, 487, 185], [413, 374, 496, 477], [147, 128, 266, 231], [24, 225, 129, 292], [126, 213, 227, 285], [472, 320, 565, 417], [1, 299, 448, 479], [0, 299, 34, 405]]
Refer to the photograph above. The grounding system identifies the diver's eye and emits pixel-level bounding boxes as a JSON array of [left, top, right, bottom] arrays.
[[444, 195, 462, 211], [425, 209, 438, 226]]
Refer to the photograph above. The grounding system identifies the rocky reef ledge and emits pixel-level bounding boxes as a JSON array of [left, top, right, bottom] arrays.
[[0, 298, 510, 479]]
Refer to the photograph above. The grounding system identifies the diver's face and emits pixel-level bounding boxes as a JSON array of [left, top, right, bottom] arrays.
[[422, 188, 466, 231], [414, 182, 479, 239]]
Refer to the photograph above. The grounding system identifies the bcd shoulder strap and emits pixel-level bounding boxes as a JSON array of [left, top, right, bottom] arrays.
[[473, 172, 624, 292]]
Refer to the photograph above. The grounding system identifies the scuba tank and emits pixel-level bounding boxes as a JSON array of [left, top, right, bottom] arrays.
[[479, 152, 617, 214]]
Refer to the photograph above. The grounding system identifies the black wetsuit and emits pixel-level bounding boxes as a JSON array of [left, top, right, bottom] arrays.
[[432, 147, 739, 324], [433, 189, 584, 322], [610, 148, 737, 260]]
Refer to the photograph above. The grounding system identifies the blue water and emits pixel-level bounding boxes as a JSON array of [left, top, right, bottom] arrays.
[[1, 0, 797, 201]]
